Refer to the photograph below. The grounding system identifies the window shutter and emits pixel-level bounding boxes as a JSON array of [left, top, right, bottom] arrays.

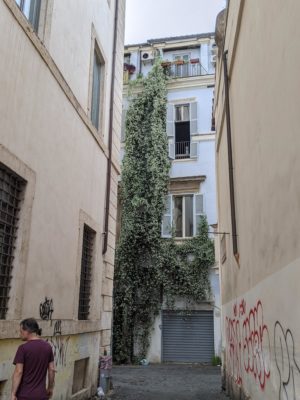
[[194, 194, 204, 235], [29, 0, 41, 32], [162, 195, 172, 238], [190, 142, 198, 159], [91, 53, 101, 129], [190, 102, 198, 135], [168, 142, 175, 159], [166, 103, 175, 137]]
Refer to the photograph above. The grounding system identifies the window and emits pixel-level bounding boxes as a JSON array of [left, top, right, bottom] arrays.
[[174, 54, 190, 78], [78, 225, 95, 320], [16, 0, 41, 32], [0, 380, 8, 396], [167, 102, 198, 160], [174, 104, 190, 159], [91, 48, 103, 130], [162, 193, 204, 238], [72, 358, 89, 394], [173, 195, 194, 237], [0, 164, 26, 319], [175, 105, 189, 122]]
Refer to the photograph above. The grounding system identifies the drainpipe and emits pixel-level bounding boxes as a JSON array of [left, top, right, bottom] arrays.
[[103, 0, 119, 255], [222, 50, 239, 264]]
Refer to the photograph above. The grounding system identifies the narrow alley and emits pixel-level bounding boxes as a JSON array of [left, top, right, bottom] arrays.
[[109, 365, 227, 400], [1, 0, 300, 399]]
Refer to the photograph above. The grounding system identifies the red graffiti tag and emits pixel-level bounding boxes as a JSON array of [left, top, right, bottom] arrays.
[[225, 299, 271, 391]]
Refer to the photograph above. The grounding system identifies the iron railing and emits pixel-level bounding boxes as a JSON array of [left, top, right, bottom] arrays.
[[0, 164, 25, 319], [175, 141, 190, 159], [165, 62, 209, 79]]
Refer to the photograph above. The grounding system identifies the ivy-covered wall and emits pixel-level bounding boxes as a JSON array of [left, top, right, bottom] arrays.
[[113, 62, 215, 363]]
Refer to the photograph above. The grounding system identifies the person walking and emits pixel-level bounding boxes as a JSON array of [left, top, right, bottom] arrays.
[[11, 318, 55, 400]]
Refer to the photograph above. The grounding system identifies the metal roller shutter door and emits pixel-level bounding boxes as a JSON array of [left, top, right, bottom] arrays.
[[162, 310, 214, 363]]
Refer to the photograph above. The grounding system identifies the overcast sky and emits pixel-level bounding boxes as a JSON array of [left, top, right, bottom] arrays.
[[125, 0, 226, 45]]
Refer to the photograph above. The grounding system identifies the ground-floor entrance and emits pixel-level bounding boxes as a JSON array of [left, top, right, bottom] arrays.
[[162, 310, 214, 363]]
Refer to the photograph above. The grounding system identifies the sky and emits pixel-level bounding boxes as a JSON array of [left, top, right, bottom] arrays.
[[125, 0, 226, 45]]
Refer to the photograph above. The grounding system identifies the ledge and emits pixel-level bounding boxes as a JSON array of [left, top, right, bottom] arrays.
[[123, 73, 215, 95], [0, 319, 102, 339]]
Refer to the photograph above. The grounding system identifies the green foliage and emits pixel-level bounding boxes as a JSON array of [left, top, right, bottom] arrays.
[[212, 355, 222, 366], [113, 61, 214, 364], [160, 216, 214, 307]]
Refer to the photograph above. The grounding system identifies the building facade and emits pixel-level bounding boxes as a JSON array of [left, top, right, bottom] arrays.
[[122, 33, 221, 363], [0, 0, 125, 398], [214, 1, 300, 399]]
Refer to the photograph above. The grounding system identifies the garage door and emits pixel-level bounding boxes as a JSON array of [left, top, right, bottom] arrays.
[[162, 310, 214, 363]]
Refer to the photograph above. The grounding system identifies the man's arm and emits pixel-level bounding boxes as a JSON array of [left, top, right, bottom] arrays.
[[11, 363, 23, 400], [47, 361, 55, 398]]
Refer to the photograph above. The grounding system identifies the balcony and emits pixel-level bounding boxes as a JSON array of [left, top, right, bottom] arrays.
[[175, 141, 190, 159], [161, 60, 209, 78], [123, 63, 136, 84]]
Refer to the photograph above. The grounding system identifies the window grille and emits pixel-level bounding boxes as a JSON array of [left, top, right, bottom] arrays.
[[78, 225, 95, 320], [0, 164, 25, 319]]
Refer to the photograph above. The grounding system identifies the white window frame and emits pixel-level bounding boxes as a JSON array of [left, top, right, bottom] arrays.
[[88, 26, 107, 135], [161, 195, 172, 238], [173, 52, 191, 62], [175, 104, 190, 122], [173, 194, 194, 238], [161, 193, 205, 239], [194, 193, 205, 236]]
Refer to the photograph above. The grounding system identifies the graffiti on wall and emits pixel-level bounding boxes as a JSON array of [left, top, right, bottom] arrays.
[[40, 297, 54, 320], [225, 299, 271, 390], [47, 320, 70, 368], [274, 322, 300, 400]]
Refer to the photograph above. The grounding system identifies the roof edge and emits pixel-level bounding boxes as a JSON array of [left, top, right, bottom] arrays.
[[125, 32, 215, 49]]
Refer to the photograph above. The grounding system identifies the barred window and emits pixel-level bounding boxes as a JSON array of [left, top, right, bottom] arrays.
[[0, 164, 26, 319], [78, 225, 95, 320]]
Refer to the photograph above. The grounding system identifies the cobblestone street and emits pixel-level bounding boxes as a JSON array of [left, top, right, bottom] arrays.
[[109, 364, 227, 400]]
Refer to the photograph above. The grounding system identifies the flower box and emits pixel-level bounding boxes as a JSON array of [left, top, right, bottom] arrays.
[[161, 61, 171, 68], [124, 63, 136, 74], [190, 58, 200, 64], [174, 60, 184, 65]]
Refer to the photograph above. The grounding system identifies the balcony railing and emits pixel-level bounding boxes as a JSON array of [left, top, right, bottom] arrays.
[[175, 141, 190, 159], [163, 62, 209, 78]]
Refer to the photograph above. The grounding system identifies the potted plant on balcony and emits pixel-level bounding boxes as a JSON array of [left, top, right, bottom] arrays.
[[174, 59, 184, 65], [161, 60, 171, 68], [190, 58, 200, 64], [124, 63, 136, 74]]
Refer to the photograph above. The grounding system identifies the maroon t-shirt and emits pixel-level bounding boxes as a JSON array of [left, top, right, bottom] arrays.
[[13, 339, 54, 400]]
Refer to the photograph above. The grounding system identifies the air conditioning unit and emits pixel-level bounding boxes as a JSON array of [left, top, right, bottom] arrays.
[[141, 51, 154, 62]]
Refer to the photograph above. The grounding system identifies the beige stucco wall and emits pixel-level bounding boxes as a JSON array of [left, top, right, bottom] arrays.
[[215, 0, 300, 399], [0, 332, 100, 399], [0, 0, 125, 398]]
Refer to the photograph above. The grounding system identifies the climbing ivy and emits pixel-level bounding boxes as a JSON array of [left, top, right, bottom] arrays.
[[113, 61, 214, 364]]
